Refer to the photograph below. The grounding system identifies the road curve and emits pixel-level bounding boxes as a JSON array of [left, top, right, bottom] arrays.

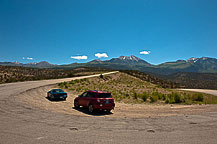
[[180, 89, 217, 96], [0, 71, 119, 101], [1, 71, 217, 144]]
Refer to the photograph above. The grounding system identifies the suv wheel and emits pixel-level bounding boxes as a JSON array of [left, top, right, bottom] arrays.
[[106, 109, 111, 113], [74, 100, 80, 108], [88, 104, 94, 113]]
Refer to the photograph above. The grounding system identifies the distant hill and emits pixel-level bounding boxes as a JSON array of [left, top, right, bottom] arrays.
[[0, 61, 55, 68], [0, 65, 110, 84], [158, 72, 217, 90], [157, 57, 217, 74], [1, 56, 217, 75]]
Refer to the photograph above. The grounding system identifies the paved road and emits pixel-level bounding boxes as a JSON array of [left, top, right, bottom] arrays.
[[180, 89, 217, 96], [0, 72, 217, 144]]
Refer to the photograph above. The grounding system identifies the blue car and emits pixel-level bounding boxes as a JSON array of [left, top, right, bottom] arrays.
[[47, 89, 67, 100]]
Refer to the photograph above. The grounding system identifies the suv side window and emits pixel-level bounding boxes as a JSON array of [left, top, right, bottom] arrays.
[[82, 92, 87, 97], [87, 92, 96, 98]]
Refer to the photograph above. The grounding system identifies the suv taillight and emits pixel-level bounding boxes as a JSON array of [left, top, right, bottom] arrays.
[[97, 99, 100, 103]]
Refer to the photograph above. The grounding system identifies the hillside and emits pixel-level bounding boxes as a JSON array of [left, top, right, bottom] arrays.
[[120, 70, 181, 88], [159, 72, 217, 90], [121, 70, 217, 90], [58, 72, 217, 104], [0, 65, 109, 84]]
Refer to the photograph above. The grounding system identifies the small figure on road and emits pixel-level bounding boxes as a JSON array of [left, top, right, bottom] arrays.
[[100, 74, 103, 79]]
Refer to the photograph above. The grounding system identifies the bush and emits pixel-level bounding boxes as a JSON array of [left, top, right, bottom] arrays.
[[150, 95, 158, 103], [174, 93, 181, 103], [182, 93, 190, 103], [165, 93, 181, 104], [166, 94, 174, 104], [133, 92, 138, 99], [141, 92, 149, 102], [165, 98, 169, 104], [192, 93, 204, 102], [67, 73, 74, 77], [162, 94, 166, 100]]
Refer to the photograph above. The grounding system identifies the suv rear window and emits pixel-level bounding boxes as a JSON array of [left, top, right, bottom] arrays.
[[98, 93, 112, 98]]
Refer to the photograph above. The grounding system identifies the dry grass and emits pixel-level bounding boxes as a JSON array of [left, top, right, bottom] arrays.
[[58, 72, 217, 104]]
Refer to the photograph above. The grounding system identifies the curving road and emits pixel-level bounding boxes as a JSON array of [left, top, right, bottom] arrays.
[[1, 71, 217, 144], [180, 89, 217, 96]]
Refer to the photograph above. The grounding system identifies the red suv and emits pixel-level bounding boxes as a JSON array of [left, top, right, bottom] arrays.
[[74, 90, 115, 113]]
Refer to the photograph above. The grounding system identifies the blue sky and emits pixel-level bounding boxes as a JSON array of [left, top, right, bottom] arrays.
[[0, 0, 217, 65]]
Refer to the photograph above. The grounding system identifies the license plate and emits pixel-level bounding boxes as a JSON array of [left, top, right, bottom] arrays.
[[105, 100, 110, 104]]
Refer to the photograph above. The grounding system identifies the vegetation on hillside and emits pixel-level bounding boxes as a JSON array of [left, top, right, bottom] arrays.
[[0, 65, 109, 84], [120, 70, 181, 88], [159, 72, 217, 90], [58, 72, 217, 104], [121, 70, 217, 90]]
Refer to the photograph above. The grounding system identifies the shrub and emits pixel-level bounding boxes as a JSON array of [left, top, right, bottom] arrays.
[[150, 95, 158, 103], [69, 81, 74, 85], [162, 94, 166, 100], [125, 93, 130, 97], [133, 92, 138, 99], [141, 92, 149, 102], [166, 93, 175, 104], [165, 98, 169, 104], [192, 93, 204, 102], [67, 73, 74, 77], [182, 93, 190, 103], [174, 93, 181, 103]]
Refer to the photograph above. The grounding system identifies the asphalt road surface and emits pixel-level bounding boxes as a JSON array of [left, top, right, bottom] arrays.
[[1, 71, 217, 144]]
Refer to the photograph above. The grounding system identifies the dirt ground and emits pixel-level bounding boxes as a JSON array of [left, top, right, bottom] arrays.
[[18, 84, 217, 118], [1, 72, 217, 144]]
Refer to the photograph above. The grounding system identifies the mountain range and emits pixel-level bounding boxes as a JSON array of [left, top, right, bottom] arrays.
[[1, 55, 217, 75], [0, 61, 55, 68]]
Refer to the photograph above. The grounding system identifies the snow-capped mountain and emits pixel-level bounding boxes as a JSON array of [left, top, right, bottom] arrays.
[[105, 55, 151, 66]]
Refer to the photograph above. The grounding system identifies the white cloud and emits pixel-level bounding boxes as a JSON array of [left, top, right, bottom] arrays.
[[27, 57, 33, 60], [140, 50, 151, 55], [23, 57, 33, 60], [70, 56, 88, 60], [95, 53, 108, 58]]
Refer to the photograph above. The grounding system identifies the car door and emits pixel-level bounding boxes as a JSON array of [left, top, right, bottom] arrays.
[[83, 92, 92, 107], [79, 92, 87, 106]]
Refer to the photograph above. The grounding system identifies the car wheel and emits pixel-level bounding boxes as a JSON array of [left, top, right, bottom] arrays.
[[88, 104, 94, 113], [74, 100, 80, 108], [48, 93, 52, 100], [50, 94, 54, 100], [106, 109, 111, 113]]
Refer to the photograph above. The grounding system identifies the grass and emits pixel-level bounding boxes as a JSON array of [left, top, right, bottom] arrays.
[[58, 72, 217, 104]]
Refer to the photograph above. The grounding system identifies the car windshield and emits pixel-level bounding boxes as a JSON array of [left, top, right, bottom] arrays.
[[53, 89, 64, 93], [98, 93, 112, 98]]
